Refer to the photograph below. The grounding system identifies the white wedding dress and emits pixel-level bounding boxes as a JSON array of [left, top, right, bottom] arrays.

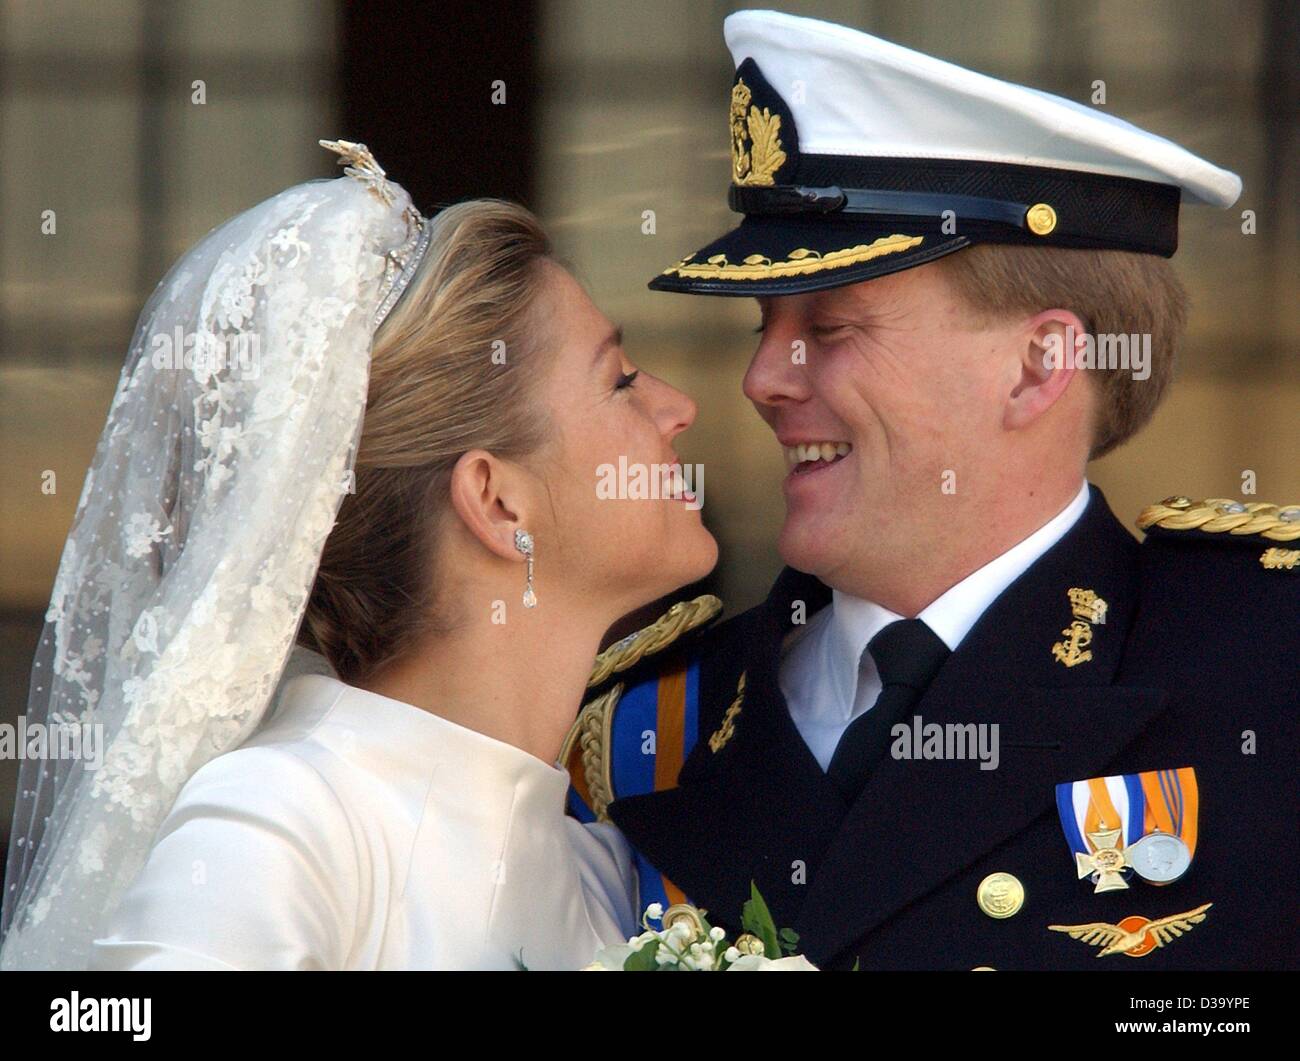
[[0, 150, 644, 971], [89, 671, 637, 970]]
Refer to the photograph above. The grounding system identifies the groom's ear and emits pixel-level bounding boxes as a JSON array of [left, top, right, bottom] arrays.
[[448, 449, 526, 562], [1004, 308, 1088, 432]]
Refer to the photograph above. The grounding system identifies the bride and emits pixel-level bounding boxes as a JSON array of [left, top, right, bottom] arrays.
[[0, 141, 717, 970]]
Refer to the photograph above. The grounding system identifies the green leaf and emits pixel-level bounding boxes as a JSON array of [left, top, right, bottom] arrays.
[[740, 881, 782, 959], [623, 938, 662, 971], [852, 957, 861, 972]]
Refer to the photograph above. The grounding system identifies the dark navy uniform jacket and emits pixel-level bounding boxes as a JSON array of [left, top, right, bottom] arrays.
[[565, 486, 1299, 970]]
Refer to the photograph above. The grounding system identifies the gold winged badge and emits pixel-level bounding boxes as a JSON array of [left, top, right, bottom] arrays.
[[1048, 903, 1212, 958]]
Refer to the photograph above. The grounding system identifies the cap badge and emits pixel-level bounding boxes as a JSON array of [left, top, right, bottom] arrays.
[[730, 78, 786, 187]]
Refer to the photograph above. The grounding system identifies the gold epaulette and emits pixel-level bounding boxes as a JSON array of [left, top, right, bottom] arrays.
[[1137, 496, 1300, 543], [586, 594, 723, 688], [560, 594, 723, 823]]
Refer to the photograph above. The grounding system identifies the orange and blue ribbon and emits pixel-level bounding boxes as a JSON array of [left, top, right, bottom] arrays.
[[1056, 767, 1199, 865], [566, 661, 701, 913]]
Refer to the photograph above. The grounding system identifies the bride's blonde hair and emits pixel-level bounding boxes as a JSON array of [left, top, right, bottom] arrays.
[[299, 199, 554, 681]]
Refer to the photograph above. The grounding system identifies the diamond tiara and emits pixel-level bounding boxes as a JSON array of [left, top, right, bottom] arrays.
[[319, 138, 432, 328]]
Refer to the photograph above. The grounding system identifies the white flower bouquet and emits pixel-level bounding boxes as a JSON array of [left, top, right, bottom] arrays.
[[587, 882, 818, 971]]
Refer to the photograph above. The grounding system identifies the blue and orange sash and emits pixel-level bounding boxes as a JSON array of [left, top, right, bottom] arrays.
[[566, 661, 703, 912]]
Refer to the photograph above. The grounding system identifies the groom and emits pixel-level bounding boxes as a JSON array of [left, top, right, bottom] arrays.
[[564, 11, 1298, 970]]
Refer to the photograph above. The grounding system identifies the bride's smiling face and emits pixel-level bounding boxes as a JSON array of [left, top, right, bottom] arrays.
[[528, 263, 717, 614]]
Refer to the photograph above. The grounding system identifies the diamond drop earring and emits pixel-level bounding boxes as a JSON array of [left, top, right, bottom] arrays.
[[514, 529, 537, 608]]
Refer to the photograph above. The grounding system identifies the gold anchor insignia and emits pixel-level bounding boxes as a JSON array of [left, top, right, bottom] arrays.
[[708, 671, 747, 753], [1052, 620, 1093, 668], [1076, 825, 1130, 892], [1051, 587, 1106, 668], [1048, 903, 1212, 958], [730, 79, 786, 187]]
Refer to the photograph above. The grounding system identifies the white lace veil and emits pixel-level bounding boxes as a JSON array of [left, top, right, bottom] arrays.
[[0, 142, 428, 969]]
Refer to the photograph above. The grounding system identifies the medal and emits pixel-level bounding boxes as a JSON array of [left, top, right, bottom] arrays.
[[1126, 830, 1193, 884], [1075, 826, 1131, 892], [1055, 767, 1198, 891]]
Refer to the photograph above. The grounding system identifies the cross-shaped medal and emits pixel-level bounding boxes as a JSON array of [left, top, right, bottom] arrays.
[[1076, 825, 1130, 892]]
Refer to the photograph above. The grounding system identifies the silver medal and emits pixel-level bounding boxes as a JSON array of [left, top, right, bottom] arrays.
[[1126, 831, 1192, 884]]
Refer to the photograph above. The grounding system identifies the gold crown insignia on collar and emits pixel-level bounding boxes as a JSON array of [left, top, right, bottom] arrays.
[[1067, 587, 1108, 624]]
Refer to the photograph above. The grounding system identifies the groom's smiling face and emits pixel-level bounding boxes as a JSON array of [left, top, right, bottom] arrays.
[[742, 260, 1020, 594]]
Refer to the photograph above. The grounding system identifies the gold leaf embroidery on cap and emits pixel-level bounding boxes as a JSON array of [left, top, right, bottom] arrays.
[[731, 78, 786, 187], [663, 235, 925, 281]]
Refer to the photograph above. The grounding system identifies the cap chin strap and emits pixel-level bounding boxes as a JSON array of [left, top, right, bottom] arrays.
[[729, 184, 1036, 232]]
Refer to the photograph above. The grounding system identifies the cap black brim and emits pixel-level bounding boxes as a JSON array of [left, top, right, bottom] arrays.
[[648, 214, 970, 297]]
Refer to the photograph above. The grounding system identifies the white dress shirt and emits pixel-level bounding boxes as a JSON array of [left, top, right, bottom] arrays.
[[91, 673, 637, 970], [780, 481, 1092, 770]]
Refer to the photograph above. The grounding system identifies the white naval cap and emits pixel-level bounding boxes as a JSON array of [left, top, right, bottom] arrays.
[[724, 9, 1241, 207], [651, 10, 1243, 297]]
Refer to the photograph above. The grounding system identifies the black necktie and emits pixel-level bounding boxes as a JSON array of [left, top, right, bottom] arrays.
[[826, 618, 951, 803]]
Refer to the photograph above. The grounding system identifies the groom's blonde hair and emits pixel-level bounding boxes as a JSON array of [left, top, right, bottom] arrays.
[[299, 199, 553, 681], [934, 244, 1187, 458]]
